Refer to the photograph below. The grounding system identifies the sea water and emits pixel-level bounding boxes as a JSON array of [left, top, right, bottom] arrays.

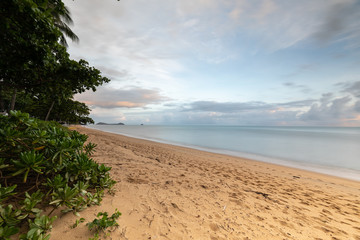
[[87, 125, 360, 181]]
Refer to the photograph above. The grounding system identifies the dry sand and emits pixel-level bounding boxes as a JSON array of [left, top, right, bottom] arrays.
[[50, 126, 360, 240]]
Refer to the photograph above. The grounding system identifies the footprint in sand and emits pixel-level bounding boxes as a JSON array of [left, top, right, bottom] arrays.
[[209, 223, 219, 231]]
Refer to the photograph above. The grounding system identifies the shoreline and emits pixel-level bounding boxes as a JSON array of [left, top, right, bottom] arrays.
[[86, 125, 360, 182], [51, 126, 360, 240]]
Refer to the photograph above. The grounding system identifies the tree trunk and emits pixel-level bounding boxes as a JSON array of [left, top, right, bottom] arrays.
[[45, 101, 55, 121], [10, 89, 17, 111], [0, 88, 4, 112]]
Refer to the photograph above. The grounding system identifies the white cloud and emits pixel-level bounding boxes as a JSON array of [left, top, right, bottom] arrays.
[[75, 86, 169, 109]]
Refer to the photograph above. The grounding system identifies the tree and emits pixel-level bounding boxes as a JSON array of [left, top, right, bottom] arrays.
[[0, 0, 61, 111], [41, 0, 79, 47], [0, 0, 110, 123], [2, 52, 110, 123], [36, 52, 110, 121], [0, 0, 81, 111], [13, 94, 95, 124], [50, 99, 95, 124]]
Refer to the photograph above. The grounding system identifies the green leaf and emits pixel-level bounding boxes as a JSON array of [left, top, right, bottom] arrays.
[[0, 185, 17, 202]]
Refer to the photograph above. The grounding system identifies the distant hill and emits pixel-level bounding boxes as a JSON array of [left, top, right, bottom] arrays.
[[96, 122, 125, 125]]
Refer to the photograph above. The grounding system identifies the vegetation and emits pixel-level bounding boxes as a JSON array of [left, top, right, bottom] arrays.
[[0, 0, 109, 124], [87, 210, 121, 239], [0, 0, 122, 238], [0, 111, 116, 239], [71, 217, 85, 229]]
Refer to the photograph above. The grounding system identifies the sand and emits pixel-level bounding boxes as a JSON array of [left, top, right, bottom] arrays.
[[50, 126, 360, 240]]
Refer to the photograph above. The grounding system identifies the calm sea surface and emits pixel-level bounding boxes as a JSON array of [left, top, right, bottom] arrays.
[[87, 125, 360, 181]]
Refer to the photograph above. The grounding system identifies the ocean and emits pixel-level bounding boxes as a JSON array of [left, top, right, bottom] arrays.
[[87, 125, 360, 181]]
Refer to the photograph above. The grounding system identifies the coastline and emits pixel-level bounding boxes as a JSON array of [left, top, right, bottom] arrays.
[[86, 125, 360, 182], [51, 126, 360, 240]]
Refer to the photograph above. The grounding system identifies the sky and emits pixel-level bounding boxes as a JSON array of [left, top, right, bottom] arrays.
[[64, 0, 360, 126]]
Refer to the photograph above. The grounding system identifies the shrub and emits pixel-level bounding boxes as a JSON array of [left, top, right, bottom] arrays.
[[87, 209, 121, 239], [0, 111, 116, 239]]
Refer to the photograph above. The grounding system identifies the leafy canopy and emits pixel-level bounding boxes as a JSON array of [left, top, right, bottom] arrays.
[[0, 0, 110, 124]]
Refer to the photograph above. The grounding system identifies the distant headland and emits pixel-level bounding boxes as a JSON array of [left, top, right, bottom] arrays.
[[96, 122, 125, 125]]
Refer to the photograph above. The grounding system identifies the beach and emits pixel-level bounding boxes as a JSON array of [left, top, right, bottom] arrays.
[[51, 126, 360, 240]]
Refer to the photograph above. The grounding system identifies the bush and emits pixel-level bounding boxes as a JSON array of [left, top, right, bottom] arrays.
[[0, 111, 116, 239], [87, 209, 121, 239]]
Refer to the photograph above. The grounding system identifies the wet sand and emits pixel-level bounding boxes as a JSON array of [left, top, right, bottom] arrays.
[[51, 126, 360, 240]]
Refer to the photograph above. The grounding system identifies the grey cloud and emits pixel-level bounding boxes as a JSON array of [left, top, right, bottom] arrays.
[[75, 87, 169, 108], [354, 101, 360, 112], [313, 1, 360, 45], [146, 100, 305, 125], [319, 92, 334, 103], [295, 87, 360, 124], [279, 100, 316, 107], [97, 66, 131, 80], [87, 94, 360, 126], [137, 107, 302, 126], [163, 103, 181, 108], [65, 0, 186, 86], [283, 64, 317, 79], [340, 81, 360, 98], [183, 101, 273, 113], [173, 96, 359, 125], [300, 96, 353, 122], [283, 82, 294, 87], [65, 0, 360, 72], [283, 81, 311, 94], [184, 99, 318, 114]]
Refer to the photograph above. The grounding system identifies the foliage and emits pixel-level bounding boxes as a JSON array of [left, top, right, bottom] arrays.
[[42, 0, 79, 47], [71, 217, 85, 229], [0, 0, 61, 104], [87, 209, 121, 238], [0, 0, 116, 237], [0, 0, 109, 124], [0, 111, 116, 239], [10, 90, 98, 125], [20, 214, 57, 240], [0, 185, 17, 202]]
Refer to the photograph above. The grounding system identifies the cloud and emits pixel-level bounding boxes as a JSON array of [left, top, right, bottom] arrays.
[[282, 64, 318, 79], [64, 0, 188, 95], [75, 87, 169, 109], [121, 106, 301, 126], [172, 100, 304, 125], [229, 0, 360, 51], [278, 100, 316, 107], [65, 0, 360, 70], [86, 107, 127, 123], [83, 92, 360, 126], [313, 0, 360, 46], [354, 101, 360, 112], [283, 82, 312, 94], [154, 103, 303, 126], [63, 0, 360, 98], [183, 101, 273, 113], [169, 95, 359, 125], [299, 93, 360, 125], [62, 1, 360, 126], [183, 99, 318, 113], [340, 81, 360, 98], [97, 66, 131, 81]]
